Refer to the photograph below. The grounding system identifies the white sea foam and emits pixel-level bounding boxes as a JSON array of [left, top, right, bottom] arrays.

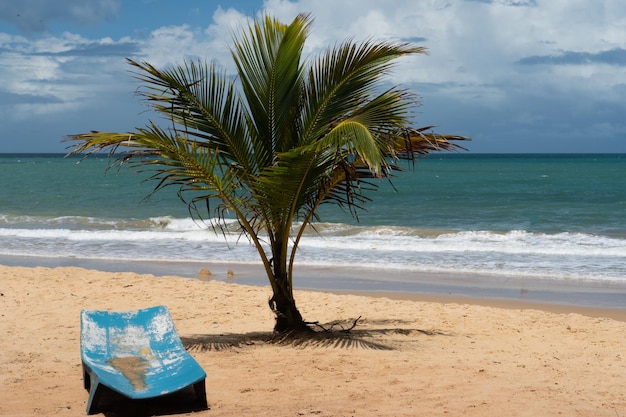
[[1, 215, 625, 283]]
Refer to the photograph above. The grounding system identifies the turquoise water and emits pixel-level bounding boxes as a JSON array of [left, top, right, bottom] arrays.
[[5, 153, 624, 233], [327, 153, 626, 236], [1, 153, 626, 303]]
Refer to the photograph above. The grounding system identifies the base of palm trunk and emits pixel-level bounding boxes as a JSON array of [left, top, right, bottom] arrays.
[[270, 295, 312, 333]]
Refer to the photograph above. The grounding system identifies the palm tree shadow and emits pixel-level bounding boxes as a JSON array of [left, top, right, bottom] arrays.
[[181, 319, 449, 352], [182, 332, 270, 352], [269, 327, 448, 350]]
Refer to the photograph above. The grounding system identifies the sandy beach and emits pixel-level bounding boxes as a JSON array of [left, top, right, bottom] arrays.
[[1, 264, 625, 416]]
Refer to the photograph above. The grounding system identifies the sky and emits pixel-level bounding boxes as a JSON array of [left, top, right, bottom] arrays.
[[1, 0, 625, 153]]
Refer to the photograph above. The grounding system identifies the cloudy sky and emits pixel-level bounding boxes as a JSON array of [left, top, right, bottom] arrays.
[[1, 0, 625, 153]]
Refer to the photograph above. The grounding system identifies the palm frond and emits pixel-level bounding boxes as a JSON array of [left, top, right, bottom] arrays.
[[127, 59, 262, 178], [394, 126, 469, 160], [300, 39, 426, 145], [231, 13, 311, 156]]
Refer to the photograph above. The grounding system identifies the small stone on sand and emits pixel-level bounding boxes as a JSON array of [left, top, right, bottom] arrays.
[[198, 267, 213, 280]]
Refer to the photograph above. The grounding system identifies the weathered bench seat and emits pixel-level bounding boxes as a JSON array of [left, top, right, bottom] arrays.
[[80, 305, 207, 414]]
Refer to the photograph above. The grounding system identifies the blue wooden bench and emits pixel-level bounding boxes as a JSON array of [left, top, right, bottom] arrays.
[[80, 305, 207, 414]]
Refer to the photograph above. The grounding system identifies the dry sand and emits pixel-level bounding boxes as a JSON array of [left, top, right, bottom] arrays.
[[1, 265, 625, 417]]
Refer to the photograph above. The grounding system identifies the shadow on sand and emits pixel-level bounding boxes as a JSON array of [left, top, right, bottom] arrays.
[[94, 385, 208, 417], [181, 318, 449, 352], [94, 319, 449, 415]]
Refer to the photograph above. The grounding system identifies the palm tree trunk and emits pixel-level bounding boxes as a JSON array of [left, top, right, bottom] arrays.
[[269, 243, 310, 333]]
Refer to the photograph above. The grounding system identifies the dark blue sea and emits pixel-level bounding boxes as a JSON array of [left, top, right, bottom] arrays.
[[1, 153, 625, 306]]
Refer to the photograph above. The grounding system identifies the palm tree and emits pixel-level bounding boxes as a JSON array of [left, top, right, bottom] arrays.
[[68, 13, 468, 333]]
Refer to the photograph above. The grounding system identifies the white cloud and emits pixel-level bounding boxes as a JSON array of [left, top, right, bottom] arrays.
[[137, 7, 251, 69], [140, 24, 200, 66], [1, 0, 625, 152], [0, 33, 134, 121]]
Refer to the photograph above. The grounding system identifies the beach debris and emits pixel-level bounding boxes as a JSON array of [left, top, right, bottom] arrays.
[[310, 316, 362, 333], [198, 268, 213, 280]]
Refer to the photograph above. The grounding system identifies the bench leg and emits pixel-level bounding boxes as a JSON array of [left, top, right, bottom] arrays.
[[82, 364, 91, 391], [193, 379, 208, 409], [85, 372, 104, 415]]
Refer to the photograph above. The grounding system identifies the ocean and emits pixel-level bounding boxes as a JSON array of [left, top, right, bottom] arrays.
[[1, 153, 625, 307]]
